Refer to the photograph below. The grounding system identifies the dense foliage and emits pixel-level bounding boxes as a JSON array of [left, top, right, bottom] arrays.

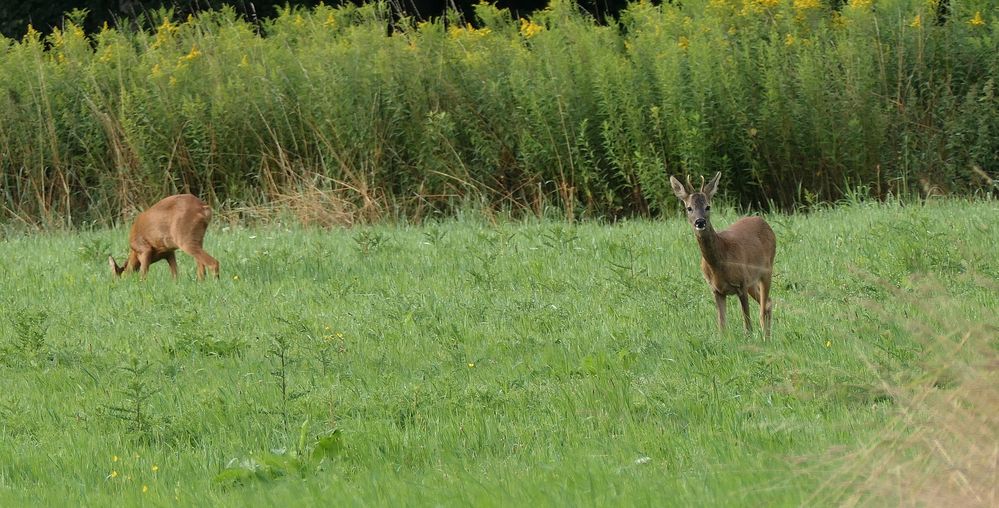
[[0, 0, 996, 226]]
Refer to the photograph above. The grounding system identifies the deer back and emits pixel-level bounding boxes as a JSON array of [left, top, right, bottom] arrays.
[[129, 194, 211, 253]]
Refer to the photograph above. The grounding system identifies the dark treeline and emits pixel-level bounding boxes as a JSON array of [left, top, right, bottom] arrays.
[[1, 0, 634, 39]]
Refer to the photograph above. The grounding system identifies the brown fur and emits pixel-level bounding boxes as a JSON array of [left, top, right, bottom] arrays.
[[109, 194, 220, 280], [671, 172, 776, 338]]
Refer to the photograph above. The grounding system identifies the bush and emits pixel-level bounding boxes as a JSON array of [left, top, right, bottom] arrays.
[[0, 0, 995, 226]]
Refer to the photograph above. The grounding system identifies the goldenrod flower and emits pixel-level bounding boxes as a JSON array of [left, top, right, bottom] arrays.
[[448, 23, 491, 39], [159, 18, 178, 35], [677, 36, 690, 49], [910, 14, 921, 28], [519, 18, 543, 38], [793, 0, 821, 9], [756, 0, 781, 7], [179, 44, 201, 63], [969, 11, 985, 26], [847, 0, 872, 8], [109, 470, 119, 479], [785, 33, 796, 45], [24, 24, 40, 42], [50, 28, 64, 48], [325, 13, 337, 28]]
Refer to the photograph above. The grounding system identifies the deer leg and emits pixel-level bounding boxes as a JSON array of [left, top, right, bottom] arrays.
[[759, 279, 772, 339], [738, 291, 752, 333], [713, 291, 727, 332], [181, 246, 219, 281], [124, 251, 140, 274], [166, 252, 178, 280], [137, 250, 153, 280]]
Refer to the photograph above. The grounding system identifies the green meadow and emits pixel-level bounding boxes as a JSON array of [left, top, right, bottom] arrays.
[[1, 199, 995, 505]]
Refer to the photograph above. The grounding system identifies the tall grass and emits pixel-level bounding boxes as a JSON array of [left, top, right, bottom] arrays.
[[0, 0, 996, 226]]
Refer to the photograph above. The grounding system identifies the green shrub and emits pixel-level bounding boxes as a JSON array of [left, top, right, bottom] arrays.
[[0, 0, 995, 226]]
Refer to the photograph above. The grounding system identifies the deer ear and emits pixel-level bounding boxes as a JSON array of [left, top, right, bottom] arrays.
[[703, 172, 722, 199], [669, 176, 688, 200]]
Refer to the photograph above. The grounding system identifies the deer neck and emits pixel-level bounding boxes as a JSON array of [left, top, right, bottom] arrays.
[[695, 225, 724, 267]]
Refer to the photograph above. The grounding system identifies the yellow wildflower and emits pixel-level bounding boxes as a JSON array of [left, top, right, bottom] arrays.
[[785, 33, 796, 45], [847, 0, 872, 8], [159, 18, 178, 35], [910, 14, 921, 28], [825, 340, 831, 348], [109, 470, 119, 479], [293, 14, 305, 27], [756, 0, 781, 7], [793, 0, 821, 9], [50, 27, 64, 48], [677, 35, 689, 49], [24, 24, 40, 43], [142, 485, 149, 493], [151, 18, 178, 49], [969, 11, 985, 26], [98, 47, 114, 63], [150, 64, 162, 78], [112, 455, 119, 462], [325, 13, 337, 28], [179, 44, 201, 63], [448, 23, 491, 39], [152, 464, 159, 472], [169, 76, 178, 87], [519, 18, 543, 38]]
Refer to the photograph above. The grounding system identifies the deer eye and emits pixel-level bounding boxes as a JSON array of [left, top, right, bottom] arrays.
[[686, 207, 692, 212], [705, 205, 711, 211]]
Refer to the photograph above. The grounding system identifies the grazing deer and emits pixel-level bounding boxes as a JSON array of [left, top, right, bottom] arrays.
[[109, 194, 220, 280], [670, 172, 776, 338]]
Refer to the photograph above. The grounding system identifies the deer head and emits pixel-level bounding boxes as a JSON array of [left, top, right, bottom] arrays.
[[670, 172, 721, 233]]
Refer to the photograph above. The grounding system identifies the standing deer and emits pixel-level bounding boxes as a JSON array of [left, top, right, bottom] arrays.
[[109, 194, 220, 280], [670, 172, 776, 338]]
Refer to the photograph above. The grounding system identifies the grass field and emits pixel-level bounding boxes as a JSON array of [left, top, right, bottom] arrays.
[[0, 199, 995, 506]]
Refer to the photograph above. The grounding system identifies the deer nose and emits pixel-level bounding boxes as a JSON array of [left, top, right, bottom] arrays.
[[694, 218, 707, 230]]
